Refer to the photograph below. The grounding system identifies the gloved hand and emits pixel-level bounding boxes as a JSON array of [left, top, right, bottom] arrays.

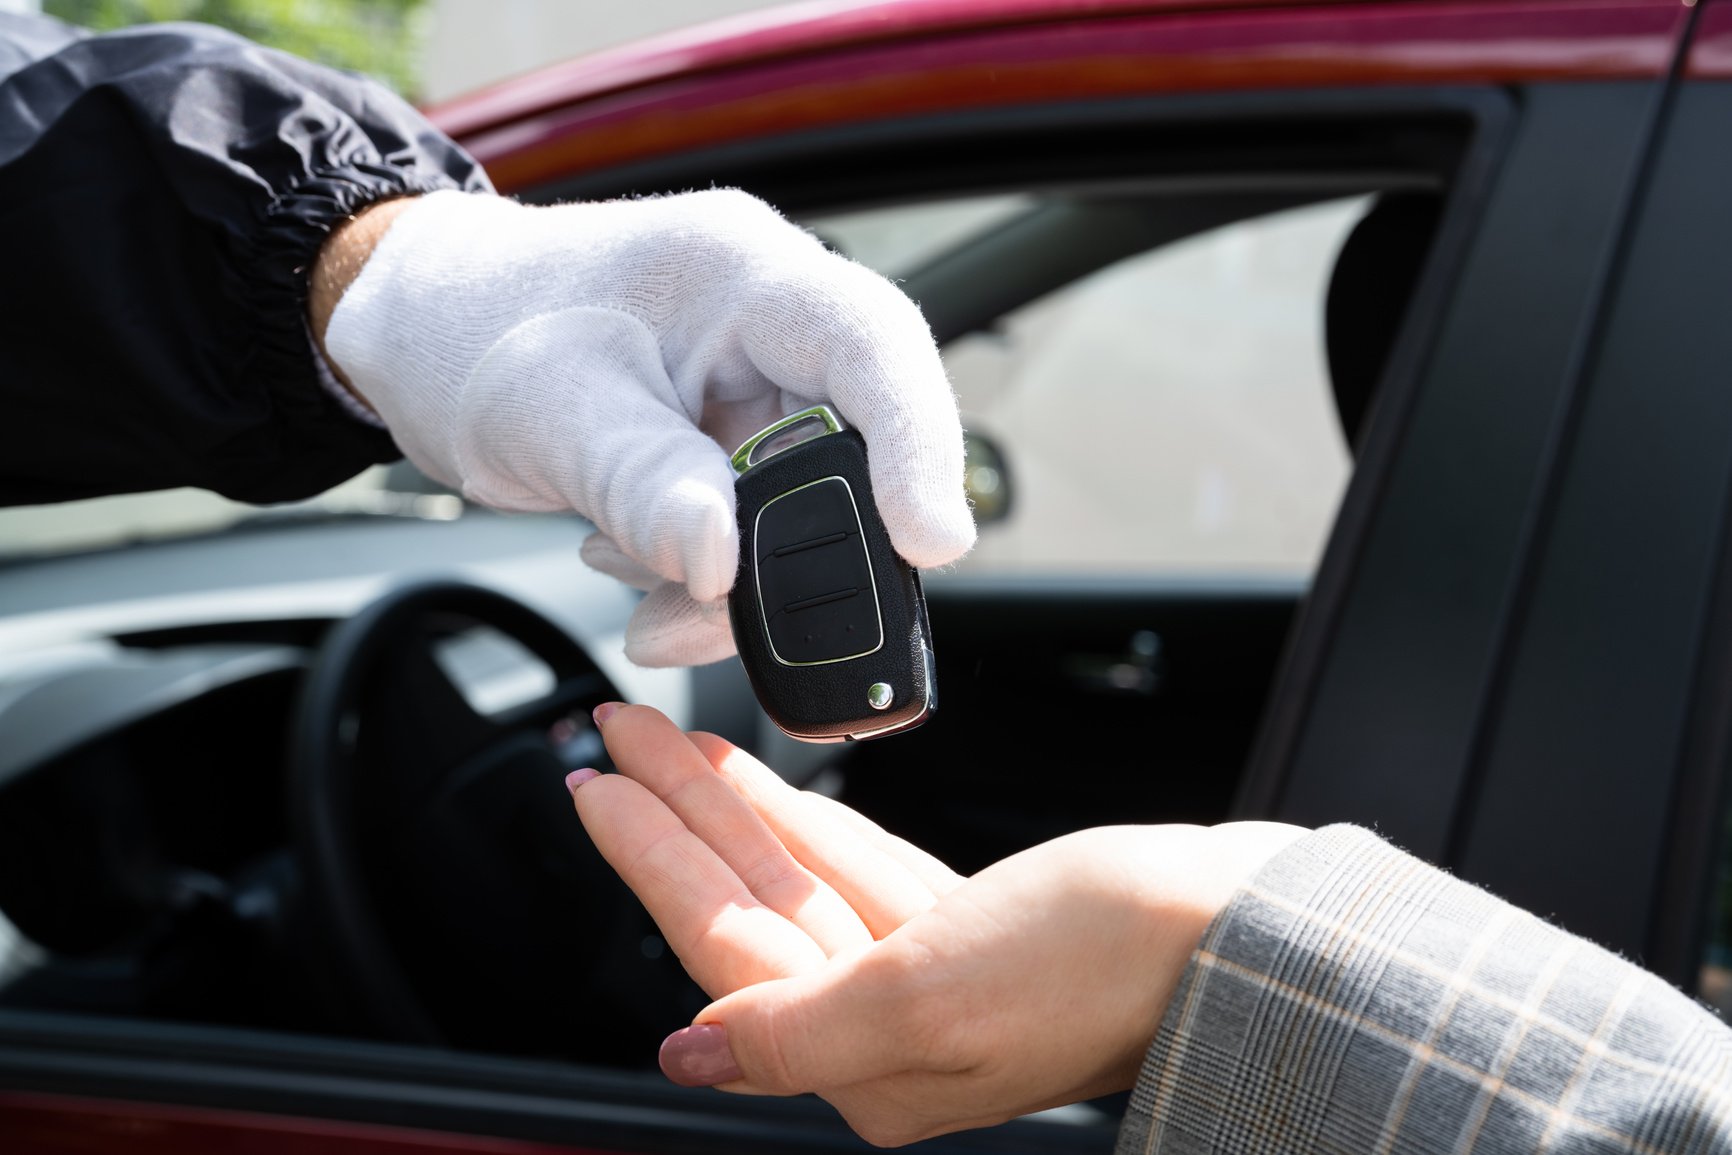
[[323, 188, 977, 666]]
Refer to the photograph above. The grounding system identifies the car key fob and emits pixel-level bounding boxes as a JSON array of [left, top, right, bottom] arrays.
[[727, 405, 936, 742]]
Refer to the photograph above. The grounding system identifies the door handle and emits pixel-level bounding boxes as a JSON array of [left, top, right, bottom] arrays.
[[1060, 629, 1163, 696]]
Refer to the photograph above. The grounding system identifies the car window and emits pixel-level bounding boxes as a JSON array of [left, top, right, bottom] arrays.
[[805, 195, 1367, 579], [0, 195, 1363, 576], [811, 195, 1035, 278]]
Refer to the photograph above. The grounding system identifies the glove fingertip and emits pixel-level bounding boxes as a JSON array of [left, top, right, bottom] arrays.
[[626, 628, 739, 669], [625, 590, 739, 668], [682, 503, 741, 605], [580, 533, 664, 592], [883, 495, 978, 570]]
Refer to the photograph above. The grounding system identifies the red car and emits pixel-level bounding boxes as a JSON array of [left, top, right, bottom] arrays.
[[5, 0, 1732, 1150]]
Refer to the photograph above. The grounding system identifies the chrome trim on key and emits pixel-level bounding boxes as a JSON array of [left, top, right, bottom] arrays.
[[730, 405, 844, 475]]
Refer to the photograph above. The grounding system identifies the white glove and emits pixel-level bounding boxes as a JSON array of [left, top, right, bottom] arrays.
[[325, 188, 977, 667]]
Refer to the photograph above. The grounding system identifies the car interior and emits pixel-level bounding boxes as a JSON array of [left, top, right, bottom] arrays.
[[0, 101, 1464, 1101]]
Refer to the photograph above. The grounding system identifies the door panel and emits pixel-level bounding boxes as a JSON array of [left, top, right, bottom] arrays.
[[1448, 79, 1732, 973], [1251, 83, 1667, 860], [842, 582, 1300, 874]]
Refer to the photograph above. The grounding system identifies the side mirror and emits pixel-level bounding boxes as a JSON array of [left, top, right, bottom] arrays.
[[963, 428, 1013, 527]]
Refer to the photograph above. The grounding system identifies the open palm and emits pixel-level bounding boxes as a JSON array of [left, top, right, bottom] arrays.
[[569, 703, 1303, 1146]]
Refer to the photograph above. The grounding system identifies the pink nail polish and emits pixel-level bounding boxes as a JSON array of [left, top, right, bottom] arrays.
[[659, 1024, 742, 1088], [592, 701, 622, 726]]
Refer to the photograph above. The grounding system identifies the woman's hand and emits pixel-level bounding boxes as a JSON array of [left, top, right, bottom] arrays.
[[570, 703, 1306, 1147]]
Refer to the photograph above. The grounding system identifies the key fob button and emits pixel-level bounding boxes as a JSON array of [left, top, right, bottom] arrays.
[[755, 478, 883, 665]]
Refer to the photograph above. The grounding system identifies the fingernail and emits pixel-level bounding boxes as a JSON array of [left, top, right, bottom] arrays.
[[564, 768, 600, 795], [592, 701, 622, 726], [659, 1024, 741, 1087]]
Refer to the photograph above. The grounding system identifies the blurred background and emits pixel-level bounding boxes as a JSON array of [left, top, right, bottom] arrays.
[[3, 0, 778, 101]]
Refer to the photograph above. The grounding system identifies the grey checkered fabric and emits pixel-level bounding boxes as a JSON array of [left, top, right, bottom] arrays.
[[1117, 825, 1732, 1155]]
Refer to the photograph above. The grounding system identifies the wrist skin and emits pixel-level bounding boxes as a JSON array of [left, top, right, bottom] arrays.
[[307, 195, 416, 414]]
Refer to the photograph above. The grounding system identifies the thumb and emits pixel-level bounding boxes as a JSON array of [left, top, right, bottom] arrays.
[[452, 306, 742, 602], [660, 948, 920, 1094]]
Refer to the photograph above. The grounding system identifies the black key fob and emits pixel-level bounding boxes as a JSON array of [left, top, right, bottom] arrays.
[[727, 405, 936, 742]]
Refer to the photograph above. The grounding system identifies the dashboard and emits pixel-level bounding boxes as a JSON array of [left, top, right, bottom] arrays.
[[0, 497, 1289, 1065], [0, 509, 761, 1059]]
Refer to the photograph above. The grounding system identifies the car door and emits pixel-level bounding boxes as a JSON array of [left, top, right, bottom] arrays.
[[1670, 0, 1732, 1019], [1246, 0, 1732, 984], [1394, 0, 1732, 997]]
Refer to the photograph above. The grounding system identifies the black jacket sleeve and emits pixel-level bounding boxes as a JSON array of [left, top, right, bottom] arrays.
[[0, 12, 492, 506]]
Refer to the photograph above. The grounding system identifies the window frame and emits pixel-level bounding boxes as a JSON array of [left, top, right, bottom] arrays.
[[0, 83, 1514, 1146]]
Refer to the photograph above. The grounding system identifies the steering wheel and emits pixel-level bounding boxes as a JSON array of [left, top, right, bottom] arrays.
[[286, 579, 701, 1057]]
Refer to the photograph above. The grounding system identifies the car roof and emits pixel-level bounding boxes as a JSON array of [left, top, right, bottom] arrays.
[[427, 0, 1394, 137], [428, 0, 1685, 194]]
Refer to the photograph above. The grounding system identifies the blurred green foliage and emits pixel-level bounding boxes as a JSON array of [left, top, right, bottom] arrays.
[[43, 0, 431, 98]]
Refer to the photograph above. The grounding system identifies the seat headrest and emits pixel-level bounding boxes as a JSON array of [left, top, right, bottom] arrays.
[[1324, 192, 1443, 451]]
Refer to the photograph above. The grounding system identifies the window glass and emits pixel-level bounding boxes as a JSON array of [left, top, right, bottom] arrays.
[[811, 195, 1034, 278], [807, 195, 1366, 578]]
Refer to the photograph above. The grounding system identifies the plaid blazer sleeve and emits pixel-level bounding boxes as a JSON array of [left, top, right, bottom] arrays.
[[1116, 824, 1732, 1155]]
